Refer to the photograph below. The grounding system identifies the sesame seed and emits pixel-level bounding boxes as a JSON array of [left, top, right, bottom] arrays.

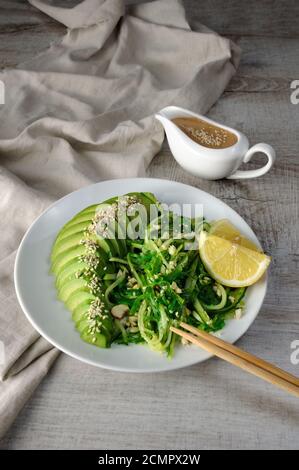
[[180, 123, 230, 148]]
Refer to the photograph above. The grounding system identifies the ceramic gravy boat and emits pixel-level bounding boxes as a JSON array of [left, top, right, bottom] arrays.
[[155, 106, 276, 180]]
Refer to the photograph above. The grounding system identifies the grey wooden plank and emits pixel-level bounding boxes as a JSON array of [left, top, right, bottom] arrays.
[[186, 0, 299, 38], [0, 1, 65, 68], [0, 331, 298, 450], [2, 0, 299, 38]]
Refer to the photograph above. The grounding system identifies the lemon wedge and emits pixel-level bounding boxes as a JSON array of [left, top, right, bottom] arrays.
[[198, 231, 270, 287], [209, 219, 261, 252]]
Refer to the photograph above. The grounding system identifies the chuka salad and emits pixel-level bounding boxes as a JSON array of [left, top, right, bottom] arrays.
[[51, 192, 270, 357]]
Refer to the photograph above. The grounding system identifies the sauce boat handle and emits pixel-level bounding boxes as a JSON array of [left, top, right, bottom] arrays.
[[227, 143, 276, 180]]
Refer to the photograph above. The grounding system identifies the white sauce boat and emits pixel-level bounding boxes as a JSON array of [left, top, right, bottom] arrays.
[[155, 106, 276, 180]]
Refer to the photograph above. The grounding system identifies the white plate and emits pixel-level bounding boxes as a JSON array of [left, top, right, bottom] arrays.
[[15, 178, 267, 372]]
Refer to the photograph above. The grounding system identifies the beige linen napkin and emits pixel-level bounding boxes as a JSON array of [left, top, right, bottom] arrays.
[[0, 0, 240, 437]]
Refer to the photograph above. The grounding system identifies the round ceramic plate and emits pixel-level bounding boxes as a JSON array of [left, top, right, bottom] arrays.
[[15, 178, 267, 372]]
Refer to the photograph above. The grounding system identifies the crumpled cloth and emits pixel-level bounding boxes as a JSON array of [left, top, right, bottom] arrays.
[[0, 0, 240, 438]]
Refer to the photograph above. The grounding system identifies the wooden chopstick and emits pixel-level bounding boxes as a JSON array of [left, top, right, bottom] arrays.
[[180, 322, 299, 387], [170, 324, 299, 398]]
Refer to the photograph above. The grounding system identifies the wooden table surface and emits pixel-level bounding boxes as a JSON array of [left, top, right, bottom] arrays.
[[0, 0, 298, 450]]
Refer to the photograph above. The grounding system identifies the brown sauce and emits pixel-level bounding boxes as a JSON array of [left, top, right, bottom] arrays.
[[172, 117, 238, 149]]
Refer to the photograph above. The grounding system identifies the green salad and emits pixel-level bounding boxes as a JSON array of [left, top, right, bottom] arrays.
[[51, 192, 246, 357]]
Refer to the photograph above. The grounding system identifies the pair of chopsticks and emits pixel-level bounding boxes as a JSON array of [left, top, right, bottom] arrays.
[[170, 323, 299, 398]]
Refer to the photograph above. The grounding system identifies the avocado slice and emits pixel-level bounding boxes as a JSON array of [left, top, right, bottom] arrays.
[[55, 204, 97, 235], [55, 221, 91, 243], [51, 231, 86, 263], [51, 245, 86, 275], [56, 260, 87, 290], [76, 308, 114, 348], [60, 213, 93, 231], [81, 329, 107, 348], [51, 192, 162, 350], [66, 291, 96, 312], [58, 278, 89, 303], [72, 300, 92, 324]]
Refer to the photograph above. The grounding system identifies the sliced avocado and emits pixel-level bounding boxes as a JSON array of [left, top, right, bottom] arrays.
[[141, 192, 159, 205], [51, 193, 161, 352], [78, 204, 98, 214], [80, 327, 107, 348], [93, 208, 126, 257], [94, 196, 118, 208], [56, 246, 111, 291], [72, 300, 92, 324], [51, 245, 86, 275], [56, 260, 87, 290], [58, 278, 89, 303], [76, 317, 90, 334], [92, 204, 118, 252], [55, 204, 97, 236], [70, 204, 98, 218], [55, 221, 90, 244], [66, 291, 96, 312], [51, 231, 86, 262], [124, 191, 157, 209], [76, 313, 113, 348], [59, 205, 96, 231], [61, 213, 93, 230]]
